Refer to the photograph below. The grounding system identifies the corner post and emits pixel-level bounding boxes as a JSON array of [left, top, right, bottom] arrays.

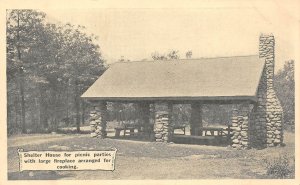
[[231, 103, 251, 149], [89, 101, 107, 138], [190, 102, 203, 136]]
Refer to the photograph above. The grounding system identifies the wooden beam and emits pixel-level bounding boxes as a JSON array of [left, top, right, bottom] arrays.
[[138, 102, 151, 133], [82, 96, 257, 103], [190, 102, 203, 136]]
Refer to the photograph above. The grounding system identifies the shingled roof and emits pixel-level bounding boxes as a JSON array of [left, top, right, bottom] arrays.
[[81, 55, 265, 102]]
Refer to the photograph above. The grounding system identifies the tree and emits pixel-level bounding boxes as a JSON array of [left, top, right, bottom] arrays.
[[7, 10, 106, 134], [36, 23, 105, 132], [185, 50, 192, 59], [274, 60, 295, 130], [167, 50, 180, 59], [7, 10, 46, 133], [151, 49, 180, 61], [151, 51, 168, 60], [118, 56, 130, 62]]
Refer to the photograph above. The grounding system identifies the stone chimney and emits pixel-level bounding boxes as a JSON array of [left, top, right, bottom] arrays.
[[252, 34, 283, 148], [259, 34, 275, 88]]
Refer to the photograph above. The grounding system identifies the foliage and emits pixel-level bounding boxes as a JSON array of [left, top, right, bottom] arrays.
[[263, 154, 294, 179], [151, 51, 168, 60], [7, 10, 47, 134], [185, 50, 192, 59], [151, 49, 180, 60], [118, 56, 130, 62], [7, 10, 106, 135], [274, 60, 295, 131]]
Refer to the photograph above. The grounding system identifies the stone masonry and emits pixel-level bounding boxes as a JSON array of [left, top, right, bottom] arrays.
[[86, 34, 283, 150], [154, 103, 173, 142], [230, 105, 252, 149], [258, 34, 283, 147], [89, 101, 107, 138], [248, 34, 284, 148]]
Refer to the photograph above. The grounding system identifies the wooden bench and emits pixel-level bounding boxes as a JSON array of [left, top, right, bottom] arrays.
[[194, 126, 232, 142], [196, 126, 231, 136], [174, 135, 216, 140]]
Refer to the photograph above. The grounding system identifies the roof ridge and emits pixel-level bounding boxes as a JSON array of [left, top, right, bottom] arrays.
[[110, 54, 259, 65]]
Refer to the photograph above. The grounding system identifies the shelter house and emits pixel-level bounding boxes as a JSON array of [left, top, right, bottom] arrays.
[[81, 34, 283, 149]]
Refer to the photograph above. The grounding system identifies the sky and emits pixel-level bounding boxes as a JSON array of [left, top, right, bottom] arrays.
[[43, 1, 299, 72]]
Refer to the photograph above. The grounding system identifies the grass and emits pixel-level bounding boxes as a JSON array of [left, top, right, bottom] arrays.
[[7, 131, 295, 180], [263, 153, 295, 178]]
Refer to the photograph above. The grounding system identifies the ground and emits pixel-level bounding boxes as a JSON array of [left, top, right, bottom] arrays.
[[7, 130, 295, 180]]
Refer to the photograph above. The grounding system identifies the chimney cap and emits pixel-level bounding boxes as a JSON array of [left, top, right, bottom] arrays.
[[260, 33, 274, 37]]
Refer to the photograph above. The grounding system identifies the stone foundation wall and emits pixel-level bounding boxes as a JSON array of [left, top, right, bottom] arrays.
[[266, 109, 283, 146], [89, 102, 107, 138]]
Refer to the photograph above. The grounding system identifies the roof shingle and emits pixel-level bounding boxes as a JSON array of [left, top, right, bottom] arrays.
[[81, 55, 264, 101]]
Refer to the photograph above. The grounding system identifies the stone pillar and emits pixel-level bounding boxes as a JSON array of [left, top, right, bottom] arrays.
[[231, 105, 251, 149], [190, 102, 203, 136], [153, 102, 173, 142], [89, 101, 107, 138], [256, 34, 284, 147]]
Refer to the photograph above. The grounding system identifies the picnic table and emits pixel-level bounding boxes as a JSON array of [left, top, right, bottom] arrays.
[[114, 123, 154, 137], [173, 125, 186, 135], [115, 124, 140, 137], [173, 126, 232, 145], [195, 126, 232, 141]]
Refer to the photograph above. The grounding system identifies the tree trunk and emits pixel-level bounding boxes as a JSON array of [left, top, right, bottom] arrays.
[[7, 101, 12, 134], [74, 79, 80, 133], [14, 95, 19, 132], [81, 100, 85, 125], [49, 83, 59, 132], [38, 86, 44, 130], [16, 11, 26, 134], [39, 86, 49, 130], [66, 80, 69, 126], [19, 72, 26, 133]]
